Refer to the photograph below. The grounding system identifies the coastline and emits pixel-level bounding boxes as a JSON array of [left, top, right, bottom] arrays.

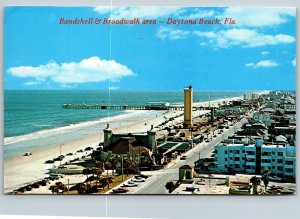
[[3, 94, 249, 193]]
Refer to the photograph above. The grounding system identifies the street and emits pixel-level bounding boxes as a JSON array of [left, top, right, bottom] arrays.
[[130, 116, 249, 194]]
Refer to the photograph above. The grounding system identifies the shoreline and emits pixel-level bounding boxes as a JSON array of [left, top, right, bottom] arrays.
[[3, 93, 250, 193]]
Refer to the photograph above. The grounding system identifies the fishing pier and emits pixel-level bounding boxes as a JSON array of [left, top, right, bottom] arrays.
[[62, 103, 212, 111]]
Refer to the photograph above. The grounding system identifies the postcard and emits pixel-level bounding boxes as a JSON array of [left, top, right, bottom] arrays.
[[4, 6, 296, 195]]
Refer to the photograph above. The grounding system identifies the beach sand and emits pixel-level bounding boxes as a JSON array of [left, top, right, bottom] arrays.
[[4, 95, 245, 193], [4, 110, 183, 193]]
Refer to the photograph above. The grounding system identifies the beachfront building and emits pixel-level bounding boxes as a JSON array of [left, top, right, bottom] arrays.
[[244, 93, 260, 101], [183, 85, 193, 128], [214, 140, 296, 180], [94, 127, 157, 166]]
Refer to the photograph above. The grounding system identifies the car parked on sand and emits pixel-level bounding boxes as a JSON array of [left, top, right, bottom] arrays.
[[45, 160, 55, 164], [180, 155, 187, 160]]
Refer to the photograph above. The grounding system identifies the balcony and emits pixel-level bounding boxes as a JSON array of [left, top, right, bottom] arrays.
[[246, 161, 255, 166], [284, 172, 295, 176], [261, 155, 272, 159], [261, 163, 272, 167], [246, 154, 256, 159], [285, 164, 295, 169]]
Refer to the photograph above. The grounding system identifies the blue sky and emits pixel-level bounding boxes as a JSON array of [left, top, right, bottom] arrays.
[[4, 7, 296, 90]]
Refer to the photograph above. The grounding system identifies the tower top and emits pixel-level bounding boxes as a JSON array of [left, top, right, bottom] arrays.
[[184, 85, 192, 90]]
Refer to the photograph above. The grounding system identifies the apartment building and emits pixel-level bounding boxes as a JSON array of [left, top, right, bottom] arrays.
[[214, 140, 296, 179]]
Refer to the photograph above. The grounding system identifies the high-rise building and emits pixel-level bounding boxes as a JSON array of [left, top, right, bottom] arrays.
[[184, 86, 193, 128], [214, 140, 296, 180]]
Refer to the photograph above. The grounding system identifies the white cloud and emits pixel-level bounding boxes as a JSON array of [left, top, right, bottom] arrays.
[[179, 9, 215, 19], [93, 6, 183, 19], [221, 8, 295, 27], [156, 26, 189, 40], [194, 28, 295, 48], [292, 58, 296, 66], [261, 51, 270, 55], [8, 56, 134, 84], [109, 86, 120, 90], [245, 60, 279, 68], [23, 81, 41, 86], [245, 63, 255, 67]]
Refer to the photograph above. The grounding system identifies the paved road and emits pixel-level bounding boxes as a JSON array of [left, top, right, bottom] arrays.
[[130, 116, 249, 194]]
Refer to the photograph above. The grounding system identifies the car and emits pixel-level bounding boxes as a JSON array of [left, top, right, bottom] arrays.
[[25, 186, 32, 191], [31, 183, 40, 189], [45, 160, 55, 164], [85, 147, 93, 151], [37, 181, 47, 186], [66, 153, 73, 156], [121, 183, 138, 187], [132, 178, 145, 183], [136, 174, 149, 179], [112, 188, 129, 193], [23, 152, 32, 156], [180, 155, 187, 160], [77, 149, 84, 153], [16, 187, 26, 193]]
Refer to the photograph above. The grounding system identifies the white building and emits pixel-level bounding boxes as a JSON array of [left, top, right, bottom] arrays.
[[283, 104, 296, 113], [253, 112, 273, 126], [244, 93, 260, 101], [214, 140, 296, 180]]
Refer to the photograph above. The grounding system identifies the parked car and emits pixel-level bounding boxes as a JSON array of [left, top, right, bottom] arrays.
[[121, 183, 138, 187], [23, 152, 32, 156], [180, 155, 187, 160], [132, 178, 145, 183], [112, 188, 129, 193]]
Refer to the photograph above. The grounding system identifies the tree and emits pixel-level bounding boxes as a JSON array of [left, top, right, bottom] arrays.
[[49, 182, 67, 194]]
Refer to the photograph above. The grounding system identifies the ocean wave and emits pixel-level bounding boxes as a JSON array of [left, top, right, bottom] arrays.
[[4, 110, 157, 145]]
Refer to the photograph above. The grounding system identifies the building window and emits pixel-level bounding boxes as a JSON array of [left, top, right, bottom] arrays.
[[230, 157, 233, 160], [286, 161, 294, 165], [272, 159, 275, 162], [278, 159, 283, 163], [225, 158, 228, 161], [278, 152, 284, 156], [277, 167, 283, 171], [262, 159, 271, 163], [225, 165, 228, 168], [229, 150, 233, 153], [234, 164, 239, 168], [285, 168, 294, 173], [262, 152, 271, 156], [225, 150, 228, 154], [234, 157, 240, 161]]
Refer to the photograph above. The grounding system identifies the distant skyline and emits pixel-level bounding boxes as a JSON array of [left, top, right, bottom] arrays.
[[4, 7, 296, 90]]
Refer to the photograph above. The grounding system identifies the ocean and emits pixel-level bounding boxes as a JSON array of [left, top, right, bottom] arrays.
[[4, 90, 246, 158]]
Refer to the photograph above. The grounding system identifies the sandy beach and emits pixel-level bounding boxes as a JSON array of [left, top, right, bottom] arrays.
[[3, 94, 247, 193]]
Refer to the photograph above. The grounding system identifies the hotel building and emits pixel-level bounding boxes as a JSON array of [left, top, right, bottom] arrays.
[[214, 140, 296, 179]]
